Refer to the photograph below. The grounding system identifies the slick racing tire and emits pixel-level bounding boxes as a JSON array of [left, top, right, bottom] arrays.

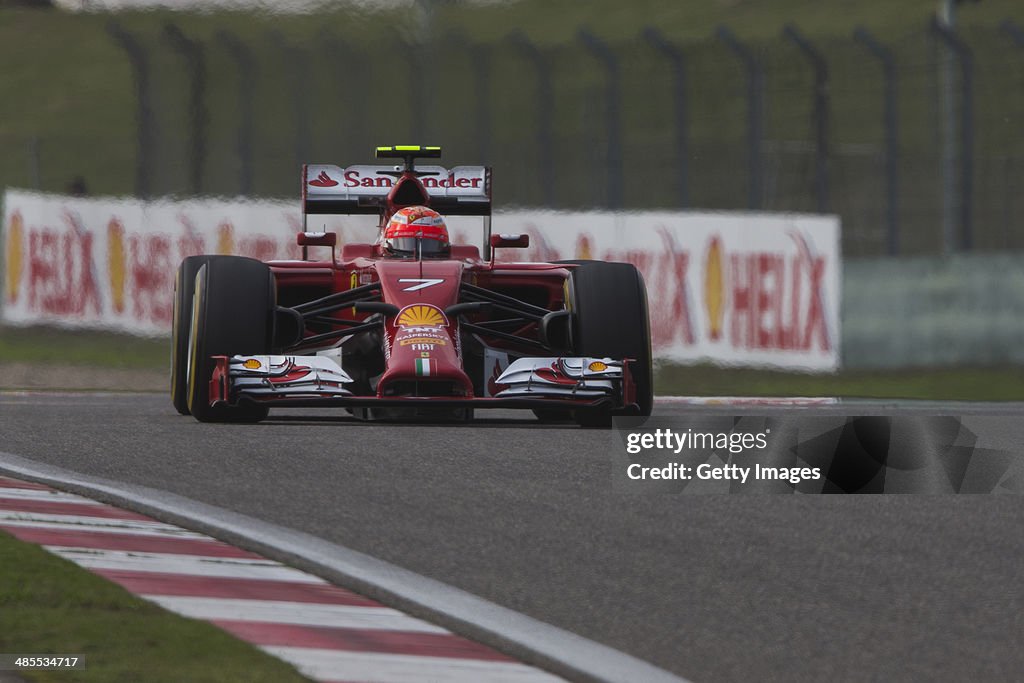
[[531, 260, 598, 424], [172, 255, 234, 415], [186, 257, 275, 423], [569, 261, 654, 428]]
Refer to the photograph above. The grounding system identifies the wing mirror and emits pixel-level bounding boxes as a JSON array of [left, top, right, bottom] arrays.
[[297, 231, 337, 260], [489, 233, 530, 249]]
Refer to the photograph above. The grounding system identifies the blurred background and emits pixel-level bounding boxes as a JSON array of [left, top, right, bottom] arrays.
[[2, 0, 1024, 395], [4, 0, 1024, 255]]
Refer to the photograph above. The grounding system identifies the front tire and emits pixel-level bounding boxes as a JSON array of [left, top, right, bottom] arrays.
[[171, 256, 233, 415], [569, 261, 654, 428], [186, 257, 275, 423]]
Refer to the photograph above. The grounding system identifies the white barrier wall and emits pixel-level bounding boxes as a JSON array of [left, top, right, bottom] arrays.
[[2, 190, 841, 370]]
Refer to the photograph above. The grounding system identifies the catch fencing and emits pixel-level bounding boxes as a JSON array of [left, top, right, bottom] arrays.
[[4, 17, 1021, 259]]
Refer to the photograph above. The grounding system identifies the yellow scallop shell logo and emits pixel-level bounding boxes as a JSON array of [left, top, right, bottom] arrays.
[[397, 305, 446, 328], [5, 210, 24, 303], [107, 218, 126, 314], [217, 221, 235, 255], [576, 234, 592, 260], [704, 236, 724, 341]]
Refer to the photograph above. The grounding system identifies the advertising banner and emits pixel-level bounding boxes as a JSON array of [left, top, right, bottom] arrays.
[[3, 192, 840, 370], [2, 190, 378, 336], [498, 211, 841, 371]]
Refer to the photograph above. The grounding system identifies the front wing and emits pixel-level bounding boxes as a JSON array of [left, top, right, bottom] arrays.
[[208, 354, 637, 411]]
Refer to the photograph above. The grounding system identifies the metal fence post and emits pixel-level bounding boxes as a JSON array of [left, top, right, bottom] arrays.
[[317, 30, 370, 161], [27, 136, 40, 190], [412, 1, 436, 139], [998, 20, 1024, 249], [783, 24, 829, 213], [931, 17, 975, 251], [269, 32, 311, 181], [444, 33, 492, 163], [578, 28, 623, 209], [1002, 19, 1024, 46], [107, 22, 154, 198], [468, 41, 492, 164], [641, 27, 689, 208], [716, 26, 764, 210], [508, 32, 555, 206], [217, 30, 256, 196], [854, 26, 900, 255], [401, 40, 429, 141], [164, 24, 208, 196]]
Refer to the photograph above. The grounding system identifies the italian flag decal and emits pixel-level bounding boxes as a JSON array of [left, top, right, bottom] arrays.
[[415, 358, 433, 377]]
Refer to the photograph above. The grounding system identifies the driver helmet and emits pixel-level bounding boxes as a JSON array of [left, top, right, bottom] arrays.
[[382, 206, 450, 258]]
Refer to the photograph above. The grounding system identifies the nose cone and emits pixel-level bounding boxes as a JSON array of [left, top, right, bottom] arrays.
[[375, 260, 473, 397]]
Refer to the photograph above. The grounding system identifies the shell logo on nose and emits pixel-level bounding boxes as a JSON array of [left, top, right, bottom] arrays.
[[396, 304, 447, 328]]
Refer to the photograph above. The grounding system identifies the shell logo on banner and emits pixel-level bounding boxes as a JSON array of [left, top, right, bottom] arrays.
[[107, 217, 127, 314], [217, 221, 234, 255], [704, 235, 724, 341], [396, 304, 446, 328], [576, 234, 592, 260], [5, 210, 23, 304]]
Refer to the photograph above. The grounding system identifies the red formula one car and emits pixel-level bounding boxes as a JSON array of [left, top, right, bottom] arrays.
[[170, 146, 652, 427]]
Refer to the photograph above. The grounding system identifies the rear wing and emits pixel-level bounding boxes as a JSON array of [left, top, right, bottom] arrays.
[[302, 164, 492, 217]]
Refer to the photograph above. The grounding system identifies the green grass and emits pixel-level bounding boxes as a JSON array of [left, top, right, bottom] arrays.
[[655, 362, 1024, 401], [0, 530, 311, 683], [0, 324, 169, 370]]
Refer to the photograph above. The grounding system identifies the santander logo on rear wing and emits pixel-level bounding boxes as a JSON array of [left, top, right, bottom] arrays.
[[303, 164, 492, 217]]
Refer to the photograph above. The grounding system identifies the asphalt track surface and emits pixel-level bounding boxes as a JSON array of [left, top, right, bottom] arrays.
[[1, 393, 1023, 682]]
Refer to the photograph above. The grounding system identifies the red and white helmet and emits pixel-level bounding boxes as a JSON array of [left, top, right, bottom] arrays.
[[382, 206, 450, 258]]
